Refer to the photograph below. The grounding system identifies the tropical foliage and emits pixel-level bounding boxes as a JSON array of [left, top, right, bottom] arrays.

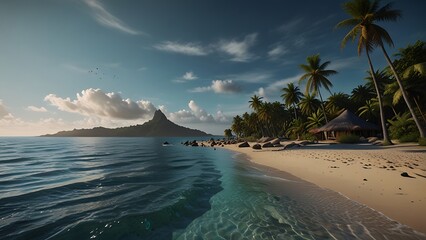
[[228, 0, 425, 144]]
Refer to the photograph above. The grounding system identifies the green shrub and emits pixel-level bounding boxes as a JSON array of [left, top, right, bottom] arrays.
[[240, 136, 258, 142], [337, 134, 360, 143], [300, 132, 318, 142], [399, 132, 420, 143], [388, 112, 417, 139], [419, 137, 426, 146]]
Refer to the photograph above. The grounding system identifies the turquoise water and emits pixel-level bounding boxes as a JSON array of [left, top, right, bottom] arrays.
[[0, 137, 424, 240]]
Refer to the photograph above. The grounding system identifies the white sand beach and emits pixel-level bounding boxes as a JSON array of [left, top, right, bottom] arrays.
[[223, 142, 426, 233]]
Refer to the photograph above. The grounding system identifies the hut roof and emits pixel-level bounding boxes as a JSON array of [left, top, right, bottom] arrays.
[[316, 109, 379, 132]]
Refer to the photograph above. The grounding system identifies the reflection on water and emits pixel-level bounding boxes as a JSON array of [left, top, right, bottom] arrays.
[[176, 153, 425, 240], [0, 137, 424, 240]]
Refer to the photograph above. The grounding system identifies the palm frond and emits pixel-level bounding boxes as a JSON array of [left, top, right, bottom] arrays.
[[341, 26, 360, 49], [374, 2, 401, 22], [373, 24, 394, 47], [319, 61, 331, 70], [335, 18, 360, 29], [299, 73, 311, 85], [300, 64, 312, 73]]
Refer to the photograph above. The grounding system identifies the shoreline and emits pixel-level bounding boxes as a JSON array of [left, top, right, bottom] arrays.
[[220, 141, 426, 234]]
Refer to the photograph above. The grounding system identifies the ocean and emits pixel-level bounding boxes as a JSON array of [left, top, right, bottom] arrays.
[[0, 137, 423, 239]]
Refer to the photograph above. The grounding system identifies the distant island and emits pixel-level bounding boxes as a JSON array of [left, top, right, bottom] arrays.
[[41, 110, 211, 137]]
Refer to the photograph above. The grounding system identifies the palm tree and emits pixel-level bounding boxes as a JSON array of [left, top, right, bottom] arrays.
[[358, 99, 378, 122], [307, 110, 325, 130], [299, 94, 321, 116], [351, 85, 374, 104], [281, 83, 302, 119], [384, 74, 426, 123], [326, 92, 351, 117], [249, 95, 263, 112], [258, 102, 273, 137], [248, 95, 264, 136], [231, 115, 244, 138], [336, 0, 395, 144], [287, 118, 306, 140], [299, 54, 337, 123]]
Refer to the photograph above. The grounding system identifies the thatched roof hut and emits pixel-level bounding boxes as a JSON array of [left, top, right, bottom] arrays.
[[313, 110, 379, 139]]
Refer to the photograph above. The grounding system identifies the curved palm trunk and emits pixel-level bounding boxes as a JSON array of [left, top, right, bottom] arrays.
[[317, 89, 329, 123], [413, 97, 426, 124], [366, 50, 393, 145], [381, 45, 426, 138], [292, 103, 298, 119]]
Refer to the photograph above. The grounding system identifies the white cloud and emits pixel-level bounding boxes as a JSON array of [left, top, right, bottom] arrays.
[[254, 74, 302, 100], [265, 74, 301, 93], [183, 71, 198, 80], [268, 44, 288, 59], [277, 18, 304, 33], [44, 88, 156, 120], [175, 71, 199, 83], [84, 0, 143, 35], [168, 100, 230, 124], [224, 71, 272, 83], [217, 33, 258, 62], [190, 80, 241, 94], [254, 87, 267, 99], [328, 56, 363, 70], [154, 41, 208, 56], [27, 106, 48, 113], [0, 100, 13, 119]]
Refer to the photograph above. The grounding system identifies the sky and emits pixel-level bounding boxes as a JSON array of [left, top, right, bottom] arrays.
[[0, 0, 425, 136]]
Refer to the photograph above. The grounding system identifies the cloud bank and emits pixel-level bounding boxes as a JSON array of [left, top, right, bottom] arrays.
[[27, 106, 48, 112], [44, 88, 156, 119], [191, 80, 241, 94], [168, 100, 229, 124]]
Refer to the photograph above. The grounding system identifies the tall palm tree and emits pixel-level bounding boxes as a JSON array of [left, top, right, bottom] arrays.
[[336, 0, 395, 144], [281, 83, 302, 119], [231, 115, 244, 138], [257, 102, 273, 137], [248, 95, 264, 136], [299, 94, 321, 116], [249, 95, 263, 112], [299, 54, 337, 123]]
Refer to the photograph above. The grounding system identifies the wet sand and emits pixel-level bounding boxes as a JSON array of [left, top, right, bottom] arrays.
[[223, 142, 426, 234]]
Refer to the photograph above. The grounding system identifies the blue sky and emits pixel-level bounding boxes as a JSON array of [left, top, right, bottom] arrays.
[[0, 0, 425, 136]]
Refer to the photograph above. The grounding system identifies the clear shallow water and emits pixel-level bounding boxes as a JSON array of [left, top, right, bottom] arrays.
[[0, 137, 424, 240]]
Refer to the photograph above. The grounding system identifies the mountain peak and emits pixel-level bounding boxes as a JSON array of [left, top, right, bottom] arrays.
[[151, 109, 168, 122]]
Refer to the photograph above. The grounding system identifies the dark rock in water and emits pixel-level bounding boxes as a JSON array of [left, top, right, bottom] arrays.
[[262, 142, 274, 148], [191, 142, 199, 147], [401, 172, 415, 178], [252, 144, 262, 150], [238, 141, 250, 148], [163, 141, 169, 145]]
